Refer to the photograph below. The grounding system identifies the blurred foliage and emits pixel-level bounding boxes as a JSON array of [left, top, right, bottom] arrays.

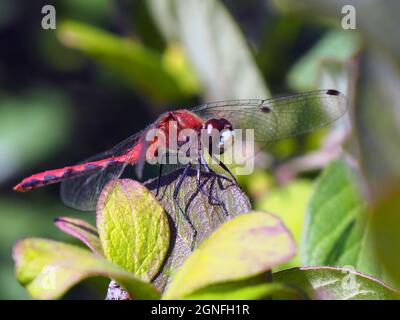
[[256, 179, 312, 270], [301, 160, 391, 284], [2, 0, 400, 299], [57, 20, 200, 102], [287, 28, 361, 91], [0, 198, 105, 299], [0, 89, 71, 183], [371, 185, 400, 287]]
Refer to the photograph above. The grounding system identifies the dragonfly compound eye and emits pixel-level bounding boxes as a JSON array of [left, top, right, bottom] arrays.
[[203, 118, 234, 154], [204, 118, 233, 132]]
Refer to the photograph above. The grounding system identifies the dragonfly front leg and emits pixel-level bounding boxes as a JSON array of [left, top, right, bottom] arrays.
[[199, 153, 235, 186], [208, 151, 238, 186], [173, 163, 197, 251]]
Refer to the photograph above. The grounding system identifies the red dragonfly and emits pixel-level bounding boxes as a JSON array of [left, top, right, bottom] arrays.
[[14, 89, 346, 229]]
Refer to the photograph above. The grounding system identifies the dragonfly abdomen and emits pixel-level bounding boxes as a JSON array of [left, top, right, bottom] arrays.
[[13, 157, 125, 192]]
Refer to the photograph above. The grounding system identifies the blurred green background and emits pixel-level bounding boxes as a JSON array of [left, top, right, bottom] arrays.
[[1, 0, 400, 299]]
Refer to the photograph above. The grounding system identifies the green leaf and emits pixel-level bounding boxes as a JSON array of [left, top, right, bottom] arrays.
[[163, 211, 296, 299], [173, 0, 270, 99], [97, 179, 170, 281], [302, 159, 387, 281], [58, 20, 197, 102], [183, 273, 306, 300], [256, 180, 313, 269], [273, 266, 399, 300], [13, 238, 160, 300], [144, 168, 252, 291], [287, 29, 361, 91], [54, 217, 103, 255]]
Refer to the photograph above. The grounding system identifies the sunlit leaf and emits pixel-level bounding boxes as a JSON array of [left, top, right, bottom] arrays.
[[13, 238, 160, 300], [97, 179, 169, 281], [273, 266, 399, 300], [163, 211, 296, 299]]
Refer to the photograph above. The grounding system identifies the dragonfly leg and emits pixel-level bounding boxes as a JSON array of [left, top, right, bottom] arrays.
[[195, 162, 229, 216], [155, 163, 163, 197], [200, 153, 234, 185], [198, 155, 230, 217], [200, 153, 236, 192], [208, 151, 238, 186], [173, 163, 197, 251]]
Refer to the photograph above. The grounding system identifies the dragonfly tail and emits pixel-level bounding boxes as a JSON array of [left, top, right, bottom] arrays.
[[13, 157, 126, 192]]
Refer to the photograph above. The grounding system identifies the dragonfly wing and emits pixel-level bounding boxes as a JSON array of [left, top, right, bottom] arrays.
[[60, 161, 128, 211], [192, 89, 347, 144], [134, 123, 158, 179], [60, 131, 143, 211]]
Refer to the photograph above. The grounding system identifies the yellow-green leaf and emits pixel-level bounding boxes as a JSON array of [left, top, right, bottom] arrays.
[[13, 238, 160, 300], [163, 211, 296, 299], [97, 179, 169, 281]]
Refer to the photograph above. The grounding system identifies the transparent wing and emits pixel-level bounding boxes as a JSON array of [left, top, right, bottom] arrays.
[[60, 162, 128, 211], [60, 131, 143, 211], [191, 89, 347, 143]]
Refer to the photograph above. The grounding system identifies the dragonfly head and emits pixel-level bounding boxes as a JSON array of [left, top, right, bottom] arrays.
[[203, 118, 234, 155]]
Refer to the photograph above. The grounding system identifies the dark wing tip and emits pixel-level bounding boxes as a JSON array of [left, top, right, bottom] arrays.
[[261, 106, 271, 113], [326, 89, 341, 96]]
